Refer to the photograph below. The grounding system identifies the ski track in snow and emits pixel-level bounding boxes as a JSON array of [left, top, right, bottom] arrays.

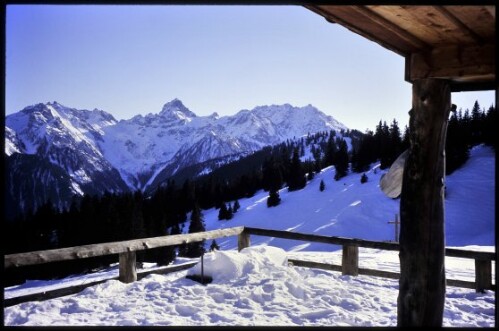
[[3, 145, 495, 326]]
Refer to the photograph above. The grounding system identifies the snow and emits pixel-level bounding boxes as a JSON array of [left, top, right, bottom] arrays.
[[5, 127, 22, 156], [3, 145, 495, 326], [4, 247, 494, 326]]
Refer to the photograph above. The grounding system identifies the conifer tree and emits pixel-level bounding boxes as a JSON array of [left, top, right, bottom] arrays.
[[226, 203, 234, 220], [388, 119, 403, 166], [446, 110, 470, 174], [267, 188, 281, 207], [183, 204, 206, 258], [218, 203, 228, 220], [233, 200, 240, 213], [324, 132, 337, 166], [307, 171, 315, 181], [209, 240, 220, 252], [288, 147, 306, 191], [334, 139, 349, 180]]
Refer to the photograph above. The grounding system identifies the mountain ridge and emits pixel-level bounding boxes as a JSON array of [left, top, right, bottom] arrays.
[[5, 99, 348, 218]]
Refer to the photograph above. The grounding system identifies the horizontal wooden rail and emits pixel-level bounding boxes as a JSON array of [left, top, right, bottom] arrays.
[[4, 262, 197, 307], [287, 259, 492, 291], [4, 225, 495, 294], [243, 227, 496, 261], [244, 227, 495, 292], [244, 227, 401, 251], [5, 227, 245, 269]]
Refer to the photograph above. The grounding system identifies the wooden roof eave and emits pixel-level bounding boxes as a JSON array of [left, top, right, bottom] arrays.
[[304, 5, 496, 92]]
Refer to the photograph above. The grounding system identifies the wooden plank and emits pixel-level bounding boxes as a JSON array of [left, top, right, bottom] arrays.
[[475, 259, 492, 293], [6, 225, 494, 271], [287, 259, 342, 272], [245, 227, 495, 261], [369, 6, 454, 46], [398, 79, 451, 327], [3, 262, 198, 307], [358, 267, 399, 280], [3, 278, 115, 308], [244, 227, 401, 251], [399, 6, 476, 44], [288, 259, 494, 291], [445, 6, 496, 41], [445, 248, 496, 260], [433, 6, 483, 44], [5, 226, 245, 269], [304, 5, 415, 57], [351, 6, 430, 50], [342, 245, 359, 276], [238, 231, 251, 252], [408, 44, 495, 83]]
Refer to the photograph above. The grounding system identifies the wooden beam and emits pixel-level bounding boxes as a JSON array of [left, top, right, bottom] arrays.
[[119, 251, 137, 283], [407, 43, 495, 83], [238, 231, 251, 252], [6, 225, 494, 270], [4, 226, 245, 269], [342, 245, 359, 276], [287, 259, 489, 290], [485, 6, 495, 19], [475, 259, 492, 293], [303, 5, 411, 57], [4, 261, 198, 307], [434, 7, 483, 44], [445, 248, 496, 260], [398, 79, 451, 327], [244, 227, 400, 251], [351, 6, 430, 50]]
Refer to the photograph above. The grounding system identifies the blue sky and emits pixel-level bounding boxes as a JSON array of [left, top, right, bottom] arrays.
[[5, 5, 495, 132]]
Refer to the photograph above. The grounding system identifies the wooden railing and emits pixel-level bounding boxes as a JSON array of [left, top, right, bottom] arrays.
[[241, 227, 496, 292], [4, 226, 495, 306]]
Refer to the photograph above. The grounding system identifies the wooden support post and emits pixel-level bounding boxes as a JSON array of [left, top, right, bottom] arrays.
[[119, 251, 137, 284], [398, 78, 450, 327], [475, 259, 492, 292], [388, 214, 400, 242], [238, 231, 250, 252], [341, 245, 359, 276]]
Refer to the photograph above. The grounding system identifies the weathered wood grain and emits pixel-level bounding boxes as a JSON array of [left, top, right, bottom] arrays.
[[5, 227, 245, 269], [398, 78, 450, 327]]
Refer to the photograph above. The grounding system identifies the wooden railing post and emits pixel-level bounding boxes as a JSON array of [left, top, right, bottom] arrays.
[[238, 230, 250, 252], [341, 245, 359, 276], [119, 251, 137, 283], [475, 258, 492, 292]]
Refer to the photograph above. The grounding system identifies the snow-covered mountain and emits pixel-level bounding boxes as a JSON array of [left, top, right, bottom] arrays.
[[5, 102, 129, 218], [5, 99, 347, 217], [99, 99, 347, 191]]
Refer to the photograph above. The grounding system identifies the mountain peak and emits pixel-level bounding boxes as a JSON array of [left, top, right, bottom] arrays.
[[159, 99, 196, 120]]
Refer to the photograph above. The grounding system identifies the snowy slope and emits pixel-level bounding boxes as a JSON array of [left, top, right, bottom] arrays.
[[3, 145, 495, 326], [203, 144, 494, 250]]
